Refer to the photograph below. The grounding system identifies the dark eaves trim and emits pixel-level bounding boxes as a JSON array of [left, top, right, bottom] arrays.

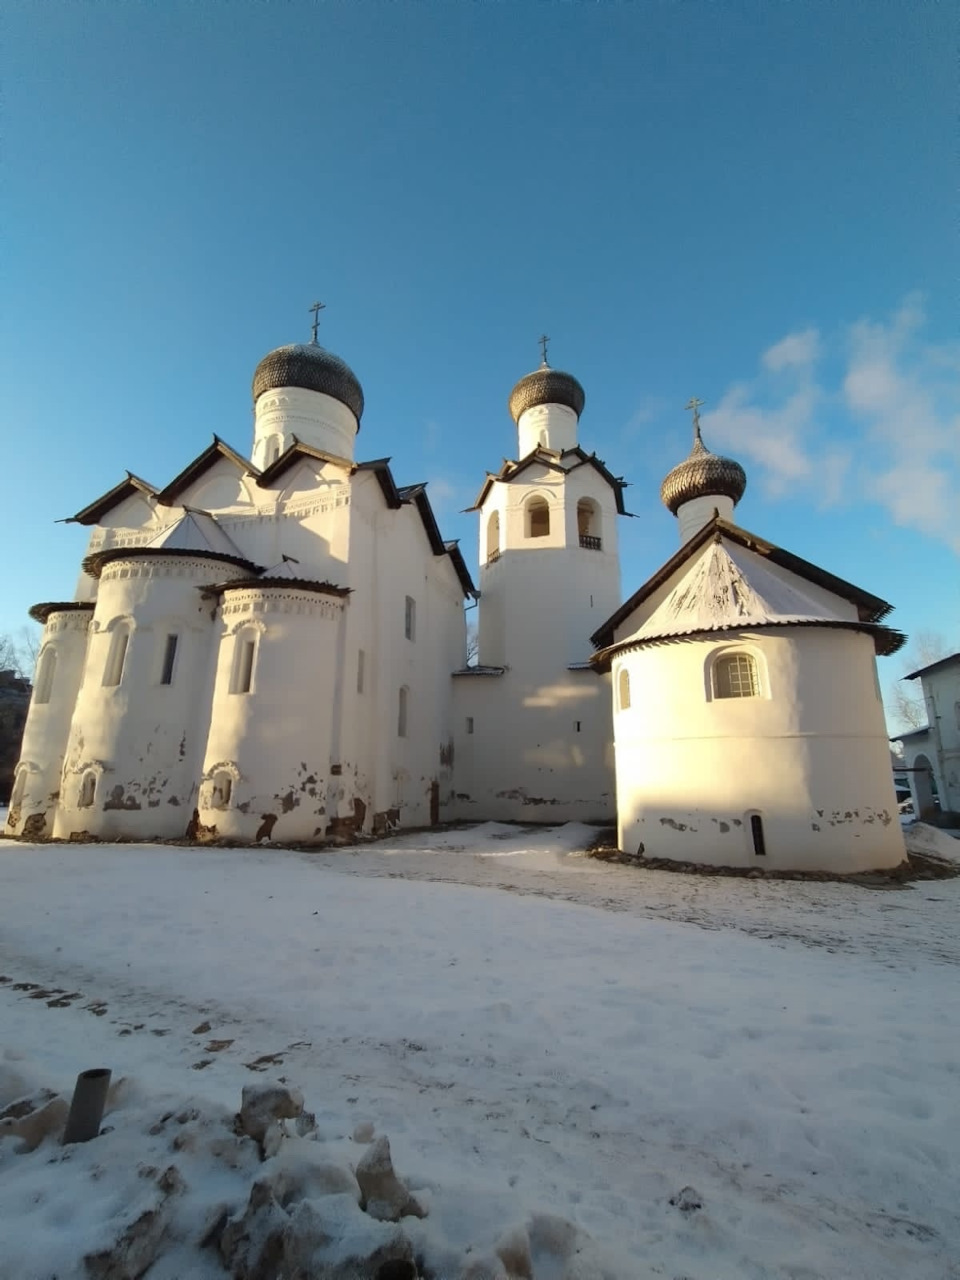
[[155, 436, 261, 507], [66, 473, 159, 525], [28, 601, 96, 624], [82, 546, 259, 580]]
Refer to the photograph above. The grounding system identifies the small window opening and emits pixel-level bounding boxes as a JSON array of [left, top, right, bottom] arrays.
[[232, 634, 257, 694], [34, 649, 57, 705], [405, 596, 416, 641], [265, 435, 282, 466], [527, 498, 550, 538], [714, 652, 760, 699], [486, 511, 501, 563], [575, 720, 581, 732], [466, 716, 474, 735], [357, 648, 366, 694], [211, 772, 233, 810], [750, 813, 766, 857], [103, 626, 130, 687], [78, 771, 97, 809], [618, 668, 631, 711], [398, 686, 409, 738], [577, 499, 601, 550], [160, 634, 178, 685]]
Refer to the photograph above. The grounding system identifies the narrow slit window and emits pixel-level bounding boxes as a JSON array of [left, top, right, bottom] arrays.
[[750, 813, 766, 857], [34, 649, 57, 705], [103, 627, 130, 688], [405, 596, 416, 641], [466, 716, 474, 735], [618, 668, 631, 710], [232, 634, 257, 694], [357, 648, 366, 694], [714, 653, 760, 699], [398, 686, 409, 738], [160, 634, 178, 685]]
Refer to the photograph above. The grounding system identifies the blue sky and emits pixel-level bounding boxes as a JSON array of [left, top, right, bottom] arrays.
[[3, 1, 956, 725]]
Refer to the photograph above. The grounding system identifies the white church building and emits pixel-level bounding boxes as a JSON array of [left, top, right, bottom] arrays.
[[7, 323, 907, 872]]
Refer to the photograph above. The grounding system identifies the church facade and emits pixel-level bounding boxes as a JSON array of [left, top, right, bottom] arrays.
[[7, 326, 907, 871]]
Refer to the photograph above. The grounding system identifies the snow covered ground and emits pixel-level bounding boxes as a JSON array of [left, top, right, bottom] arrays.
[[1, 823, 959, 1279]]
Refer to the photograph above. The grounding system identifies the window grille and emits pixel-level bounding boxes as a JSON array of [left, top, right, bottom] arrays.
[[714, 653, 760, 699]]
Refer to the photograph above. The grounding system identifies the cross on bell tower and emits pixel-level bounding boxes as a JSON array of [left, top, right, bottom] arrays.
[[685, 396, 705, 443], [538, 334, 550, 367]]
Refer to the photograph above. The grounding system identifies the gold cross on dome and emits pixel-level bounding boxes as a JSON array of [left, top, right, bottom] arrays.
[[685, 396, 705, 440], [309, 301, 326, 344], [538, 334, 550, 366]]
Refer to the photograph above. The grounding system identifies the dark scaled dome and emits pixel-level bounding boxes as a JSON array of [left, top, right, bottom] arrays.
[[252, 342, 364, 421], [508, 363, 585, 424], [660, 433, 747, 514]]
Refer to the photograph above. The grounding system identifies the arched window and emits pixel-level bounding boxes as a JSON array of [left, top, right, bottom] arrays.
[[618, 667, 631, 710], [231, 628, 258, 694], [714, 652, 760, 699], [264, 434, 282, 466], [577, 499, 601, 549], [103, 624, 131, 687], [210, 771, 233, 810], [526, 497, 550, 539], [10, 769, 27, 810], [486, 511, 501, 562], [398, 685, 409, 738], [34, 648, 57, 705], [78, 771, 97, 809]]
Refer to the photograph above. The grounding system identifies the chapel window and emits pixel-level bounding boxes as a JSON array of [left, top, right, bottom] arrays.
[[526, 497, 550, 539], [160, 634, 178, 686], [78, 771, 97, 809], [398, 685, 409, 738], [405, 596, 416, 642], [231, 631, 258, 695], [103, 625, 131, 688], [34, 648, 57, 705], [714, 652, 760, 699], [749, 813, 767, 857], [618, 667, 631, 710]]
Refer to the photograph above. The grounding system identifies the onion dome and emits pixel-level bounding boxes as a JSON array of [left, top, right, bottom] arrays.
[[660, 402, 746, 514], [508, 361, 585, 424], [252, 342, 364, 421]]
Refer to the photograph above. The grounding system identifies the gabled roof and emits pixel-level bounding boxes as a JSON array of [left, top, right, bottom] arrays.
[[156, 436, 260, 506], [354, 460, 477, 597], [255, 438, 354, 487], [82, 510, 257, 579], [591, 515, 901, 656], [468, 447, 629, 515], [904, 652, 960, 682], [67, 472, 158, 525]]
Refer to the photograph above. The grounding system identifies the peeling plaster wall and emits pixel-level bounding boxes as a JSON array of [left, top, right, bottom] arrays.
[[6, 609, 92, 838], [196, 585, 344, 842], [612, 629, 905, 872], [52, 555, 231, 840]]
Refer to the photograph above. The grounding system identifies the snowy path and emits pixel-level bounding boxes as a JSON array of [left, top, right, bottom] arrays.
[[1, 827, 959, 1279]]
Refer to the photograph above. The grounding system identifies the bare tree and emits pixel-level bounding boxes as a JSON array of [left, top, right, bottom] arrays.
[[465, 620, 479, 667], [0, 628, 40, 681], [889, 630, 949, 732]]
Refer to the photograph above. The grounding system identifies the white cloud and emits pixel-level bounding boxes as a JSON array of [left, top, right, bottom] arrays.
[[762, 328, 821, 372], [701, 296, 960, 549]]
